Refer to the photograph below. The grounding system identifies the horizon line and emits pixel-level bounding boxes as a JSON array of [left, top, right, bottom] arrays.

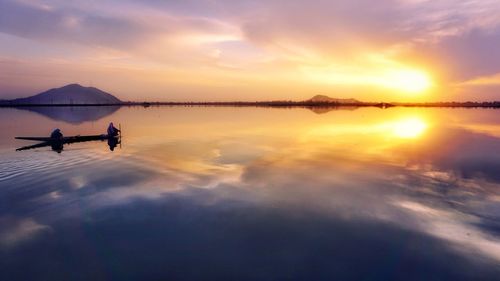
[[2, 100, 500, 109]]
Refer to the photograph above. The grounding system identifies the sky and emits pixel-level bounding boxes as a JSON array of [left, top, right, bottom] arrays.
[[1, 0, 500, 102]]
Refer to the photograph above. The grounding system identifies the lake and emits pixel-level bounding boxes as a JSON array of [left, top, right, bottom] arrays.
[[0, 106, 499, 280]]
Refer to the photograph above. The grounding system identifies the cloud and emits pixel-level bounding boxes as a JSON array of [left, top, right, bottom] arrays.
[[459, 73, 500, 86], [1, 0, 500, 99], [0, 217, 51, 248], [0, 0, 157, 48], [0, 0, 237, 51], [419, 26, 500, 82]]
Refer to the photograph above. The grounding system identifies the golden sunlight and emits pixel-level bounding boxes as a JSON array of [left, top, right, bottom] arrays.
[[383, 69, 432, 94], [392, 117, 427, 138], [302, 63, 433, 97]]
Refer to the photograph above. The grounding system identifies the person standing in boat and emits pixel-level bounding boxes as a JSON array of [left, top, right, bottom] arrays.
[[107, 122, 120, 137], [50, 128, 63, 140]]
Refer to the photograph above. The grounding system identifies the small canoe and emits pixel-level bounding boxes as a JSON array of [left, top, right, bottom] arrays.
[[16, 134, 115, 142], [15, 134, 120, 151]]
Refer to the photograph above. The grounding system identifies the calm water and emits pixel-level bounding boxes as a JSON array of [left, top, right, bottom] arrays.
[[0, 106, 499, 280]]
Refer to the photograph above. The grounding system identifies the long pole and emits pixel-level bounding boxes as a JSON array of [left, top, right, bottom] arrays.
[[119, 123, 122, 149]]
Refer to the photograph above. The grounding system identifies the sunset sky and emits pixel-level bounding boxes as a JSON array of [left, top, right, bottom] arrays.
[[1, 0, 500, 101]]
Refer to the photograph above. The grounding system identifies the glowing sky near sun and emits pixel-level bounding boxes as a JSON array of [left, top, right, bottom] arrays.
[[1, 0, 500, 101]]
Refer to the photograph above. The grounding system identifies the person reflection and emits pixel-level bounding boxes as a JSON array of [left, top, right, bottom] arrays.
[[108, 137, 119, 151], [51, 142, 64, 153]]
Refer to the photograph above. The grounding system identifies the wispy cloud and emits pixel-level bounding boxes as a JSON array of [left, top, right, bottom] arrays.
[[0, 217, 51, 248], [1, 0, 500, 100], [458, 73, 500, 86]]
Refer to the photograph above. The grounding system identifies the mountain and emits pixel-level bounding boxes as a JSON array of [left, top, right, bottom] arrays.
[[307, 95, 362, 104], [8, 84, 121, 105]]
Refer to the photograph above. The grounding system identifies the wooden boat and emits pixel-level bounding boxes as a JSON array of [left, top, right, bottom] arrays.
[[15, 134, 120, 151], [16, 134, 112, 143]]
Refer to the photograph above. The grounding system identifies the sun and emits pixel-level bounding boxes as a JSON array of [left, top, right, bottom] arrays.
[[386, 69, 432, 94]]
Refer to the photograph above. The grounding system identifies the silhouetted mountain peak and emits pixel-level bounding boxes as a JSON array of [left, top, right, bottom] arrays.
[[9, 84, 121, 105], [308, 95, 361, 104], [64, 83, 82, 87]]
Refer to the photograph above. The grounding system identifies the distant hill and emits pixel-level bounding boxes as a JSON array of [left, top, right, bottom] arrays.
[[6, 84, 121, 105], [307, 95, 362, 104]]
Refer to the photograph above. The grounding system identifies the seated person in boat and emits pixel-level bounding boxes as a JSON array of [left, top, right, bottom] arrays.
[[50, 128, 63, 140], [107, 122, 120, 137]]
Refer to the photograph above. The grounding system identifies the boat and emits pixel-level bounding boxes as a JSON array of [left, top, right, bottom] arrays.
[[16, 134, 113, 143], [15, 134, 120, 151]]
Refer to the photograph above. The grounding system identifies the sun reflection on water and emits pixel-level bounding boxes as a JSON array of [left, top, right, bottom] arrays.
[[391, 117, 427, 139]]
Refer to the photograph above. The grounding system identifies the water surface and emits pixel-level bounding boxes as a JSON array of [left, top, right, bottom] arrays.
[[0, 106, 499, 280]]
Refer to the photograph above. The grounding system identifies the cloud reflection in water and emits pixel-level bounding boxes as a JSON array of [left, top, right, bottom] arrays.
[[0, 107, 499, 280]]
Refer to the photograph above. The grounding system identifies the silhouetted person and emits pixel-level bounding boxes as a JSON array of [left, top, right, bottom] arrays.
[[48, 129, 64, 153], [50, 128, 63, 140], [107, 122, 120, 137]]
